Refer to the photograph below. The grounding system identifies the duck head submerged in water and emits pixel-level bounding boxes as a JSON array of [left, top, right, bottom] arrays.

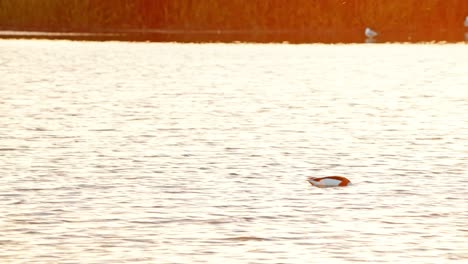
[[307, 176, 351, 188]]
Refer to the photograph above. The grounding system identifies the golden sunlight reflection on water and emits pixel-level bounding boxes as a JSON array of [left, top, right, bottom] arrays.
[[0, 40, 467, 263]]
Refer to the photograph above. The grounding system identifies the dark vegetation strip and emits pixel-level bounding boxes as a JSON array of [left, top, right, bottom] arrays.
[[0, 0, 467, 42]]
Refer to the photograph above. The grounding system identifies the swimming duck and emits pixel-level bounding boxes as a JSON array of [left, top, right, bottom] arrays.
[[307, 176, 351, 188]]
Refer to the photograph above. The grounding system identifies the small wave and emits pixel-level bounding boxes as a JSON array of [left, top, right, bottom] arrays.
[[0, 148, 17, 151], [222, 236, 270, 241], [31, 127, 48, 131], [88, 129, 116, 132]]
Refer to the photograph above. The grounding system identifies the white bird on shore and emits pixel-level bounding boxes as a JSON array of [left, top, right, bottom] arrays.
[[365, 27, 378, 38], [464, 16, 468, 27]]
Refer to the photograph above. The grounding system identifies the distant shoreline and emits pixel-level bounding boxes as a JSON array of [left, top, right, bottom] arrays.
[[2, 1, 467, 43], [0, 29, 467, 43]]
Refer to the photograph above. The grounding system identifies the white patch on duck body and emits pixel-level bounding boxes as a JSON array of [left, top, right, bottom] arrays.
[[309, 178, 342, 188], [317, 178, 342, 187]]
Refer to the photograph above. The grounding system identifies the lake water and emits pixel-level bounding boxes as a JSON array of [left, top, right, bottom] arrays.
[[0, 39, 467, 263]]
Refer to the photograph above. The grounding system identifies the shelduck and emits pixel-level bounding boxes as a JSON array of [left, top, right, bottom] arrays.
[[307, 176, 351, 188]]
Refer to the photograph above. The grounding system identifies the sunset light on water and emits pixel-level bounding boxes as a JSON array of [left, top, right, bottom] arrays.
[[1, 1, 467, 263]]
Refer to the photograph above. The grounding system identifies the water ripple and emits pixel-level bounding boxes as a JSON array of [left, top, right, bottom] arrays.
[[0, 40, 467, 263]]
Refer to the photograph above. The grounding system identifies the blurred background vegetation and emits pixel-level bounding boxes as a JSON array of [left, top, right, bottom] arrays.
[[0, 0, 467, 32]]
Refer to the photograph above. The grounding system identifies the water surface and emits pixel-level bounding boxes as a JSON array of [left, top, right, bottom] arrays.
[[0, 40, 467, 263]]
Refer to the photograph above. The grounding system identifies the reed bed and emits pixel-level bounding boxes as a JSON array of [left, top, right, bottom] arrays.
[[1, 0, 467, 32]]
